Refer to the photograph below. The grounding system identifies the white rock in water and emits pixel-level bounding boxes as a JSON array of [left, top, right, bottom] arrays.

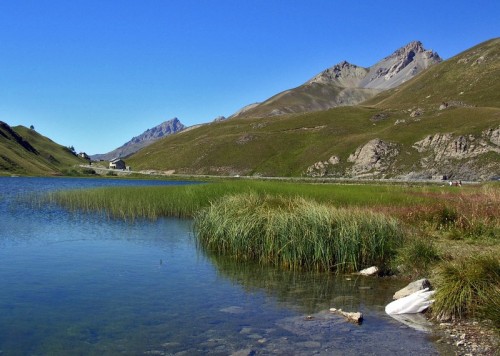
[[385, 288, 435, 315], [358, 266, 379, 276]]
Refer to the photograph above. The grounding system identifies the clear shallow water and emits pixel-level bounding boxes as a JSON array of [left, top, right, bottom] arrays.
[[0, 177, 452, 355]]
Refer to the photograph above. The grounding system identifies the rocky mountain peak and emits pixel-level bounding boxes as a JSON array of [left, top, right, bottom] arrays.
[[360, 41, 442, 90], [394, 41, 425, 56], [228, 40, 443, 119], [387, 40, 441, 66], [307, 60, 369, 87], [127, 118, 184, 145], [90, 117, 185, 161], [307, 41, 441, 91]]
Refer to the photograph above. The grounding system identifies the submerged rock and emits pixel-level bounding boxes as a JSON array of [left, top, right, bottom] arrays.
[[329, 308, 363, 324], [220, 306, 245, 314]]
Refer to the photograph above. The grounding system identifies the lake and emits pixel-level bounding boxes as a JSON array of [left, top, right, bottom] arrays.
[[0, 177, 452, 355]]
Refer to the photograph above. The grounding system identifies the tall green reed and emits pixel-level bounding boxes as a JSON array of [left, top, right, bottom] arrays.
[[194, 193, 403, 272]]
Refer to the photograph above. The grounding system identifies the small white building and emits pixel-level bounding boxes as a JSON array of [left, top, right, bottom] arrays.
[[109, 158, 126, 170], [78, 152, 90, 160]]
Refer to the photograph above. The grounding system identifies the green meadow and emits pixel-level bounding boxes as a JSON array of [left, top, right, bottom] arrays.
[[39, 179, 500, 325]]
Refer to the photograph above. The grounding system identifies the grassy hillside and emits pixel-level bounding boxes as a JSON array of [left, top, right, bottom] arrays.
[[127, 38, 499, 180], [127, 104, 499, 178], [128, 106, 376, 176], [0, 122, 85, 175]]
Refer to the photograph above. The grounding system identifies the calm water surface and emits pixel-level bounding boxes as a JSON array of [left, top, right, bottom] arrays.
[[0, 177, 452, 355]]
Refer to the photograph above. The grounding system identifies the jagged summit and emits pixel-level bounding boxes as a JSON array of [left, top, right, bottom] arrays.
[[91, 118, 185, 161], [308, 41, 442, 90], [126, 118, 184, 146], [360, 41, 442, 89], [229, 41, 442, 119], [391, 41, 426, 57]]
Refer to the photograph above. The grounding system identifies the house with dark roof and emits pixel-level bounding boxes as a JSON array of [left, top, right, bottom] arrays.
[[109, 158, 126, 170]]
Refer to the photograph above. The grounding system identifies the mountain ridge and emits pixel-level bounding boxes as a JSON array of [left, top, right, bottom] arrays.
[[229, 41, 442, 119], [91, 118, 185, 161]]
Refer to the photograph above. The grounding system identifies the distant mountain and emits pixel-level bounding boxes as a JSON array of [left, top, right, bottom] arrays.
[[230, 41, 441, 119], [309, 41, 441, 89], [91, 118, 185, 161], [0, 121, 85, 175], [127, 38, 499, 181]]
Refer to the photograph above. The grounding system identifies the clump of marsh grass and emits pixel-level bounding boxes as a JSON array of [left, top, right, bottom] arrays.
[[194, 193, 403, 273], [432, 254, 500, 327], [392, 236, 441, 278]]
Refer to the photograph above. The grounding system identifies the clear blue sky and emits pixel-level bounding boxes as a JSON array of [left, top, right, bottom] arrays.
[[1, 0, 498, 154]]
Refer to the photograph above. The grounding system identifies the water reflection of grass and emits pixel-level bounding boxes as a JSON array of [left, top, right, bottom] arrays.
[[205, 252, 399, 314]]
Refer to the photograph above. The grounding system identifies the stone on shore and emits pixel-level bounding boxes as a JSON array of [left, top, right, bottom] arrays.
[[393, 278, 432, 300]]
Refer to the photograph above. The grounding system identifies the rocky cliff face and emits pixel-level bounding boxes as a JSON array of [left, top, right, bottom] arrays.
[[347, 139, 399, 177], [305, 139, 400, 178], [410, 127, 500, 179], [305, 126, 500, 180], [413, 128, 500, 160], [91, 118, 185, 161]]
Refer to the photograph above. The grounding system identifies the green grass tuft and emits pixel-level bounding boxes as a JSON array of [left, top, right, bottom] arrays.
[[432, 254, 500, 327], [194, 193, 403, 272]]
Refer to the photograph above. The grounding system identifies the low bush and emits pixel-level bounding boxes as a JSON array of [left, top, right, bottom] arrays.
[[81, 168, 96, 175]]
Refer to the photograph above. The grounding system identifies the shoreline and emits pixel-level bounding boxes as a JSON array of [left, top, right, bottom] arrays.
[[437, 319, 498, 355]]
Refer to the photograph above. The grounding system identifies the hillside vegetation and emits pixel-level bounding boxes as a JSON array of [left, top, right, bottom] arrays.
[[128, 38, 500, 180], [0, 122, 85, 175]]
